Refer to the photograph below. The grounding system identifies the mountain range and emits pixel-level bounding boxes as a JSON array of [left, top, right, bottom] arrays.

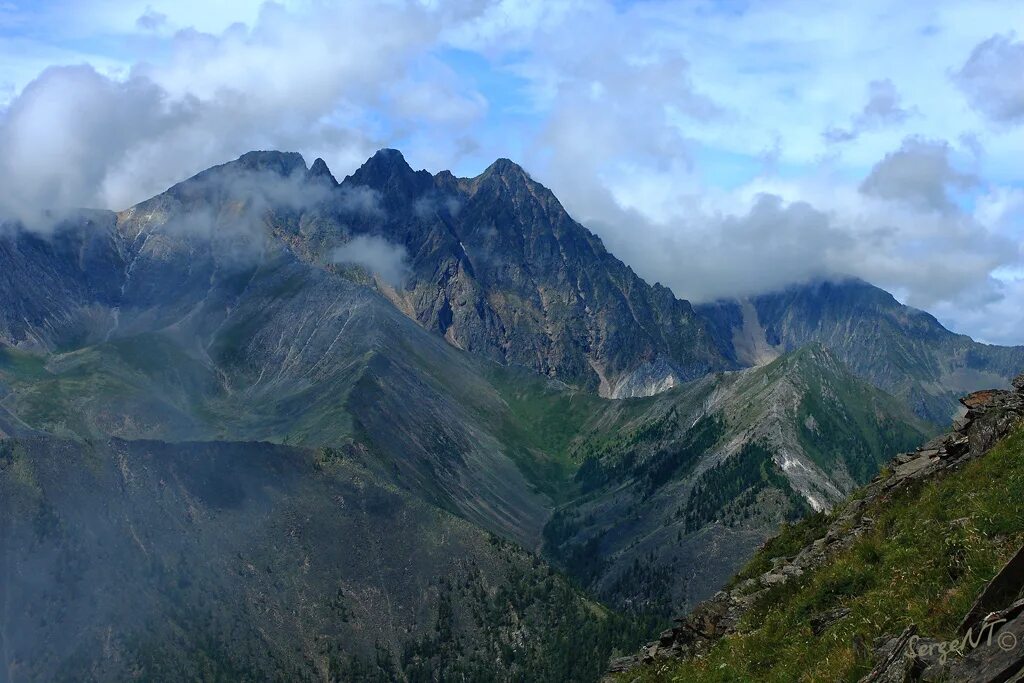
[[1, 149, 1022, 681]]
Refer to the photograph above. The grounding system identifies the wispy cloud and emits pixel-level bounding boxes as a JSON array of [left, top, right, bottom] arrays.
[[331, 235, 411, 288]]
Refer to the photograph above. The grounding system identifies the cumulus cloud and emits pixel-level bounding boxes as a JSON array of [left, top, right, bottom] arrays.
[[331, 235, 411, 288], [859, 137, 978, 213], [824, 79, 913, 143], [561, 134, 1015, 327], [0, 65, 195, 227], [0, 1, 489, 228], [953, 33, 1024, 125]]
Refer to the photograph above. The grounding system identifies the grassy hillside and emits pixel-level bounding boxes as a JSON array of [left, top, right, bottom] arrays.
[[621, 423, 1024, 682]]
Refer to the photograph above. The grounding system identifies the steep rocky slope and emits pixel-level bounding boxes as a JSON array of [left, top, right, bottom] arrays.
[[0, 217, 554, 547], [699, 279, 1024, 424], [611, 374, 1024, 682], [301, 149, 732, 398]]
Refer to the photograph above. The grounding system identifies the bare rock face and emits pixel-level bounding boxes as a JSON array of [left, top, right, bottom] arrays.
[[860, 627, 943, 683], [326, 150, 733, 396], [946, 600, 1024, 682]]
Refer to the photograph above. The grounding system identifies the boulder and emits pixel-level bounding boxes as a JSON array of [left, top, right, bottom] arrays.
[[947, 601, 1024, 682], [959, 544, 1024, 636], [961, 390, 1006, 410]]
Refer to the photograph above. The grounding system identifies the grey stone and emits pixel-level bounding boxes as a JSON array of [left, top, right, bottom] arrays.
[[959, 544, 1024, 636], [811, 607, 852, 636]]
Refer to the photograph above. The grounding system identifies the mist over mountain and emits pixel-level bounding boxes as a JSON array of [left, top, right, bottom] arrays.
[[0, 148, 1021, 682], [4, 3, 1024, 681]]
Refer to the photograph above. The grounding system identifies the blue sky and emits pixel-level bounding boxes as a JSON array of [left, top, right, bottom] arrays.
[[1, 0, 1023, 343]]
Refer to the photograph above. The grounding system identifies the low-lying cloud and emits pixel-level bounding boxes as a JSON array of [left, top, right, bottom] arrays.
[[0, 65, 196, 228], [0, 1, 487, 229], [559, 133, 1018, 344], [331, 235, 411, 288], [114, 156, 339, 266]]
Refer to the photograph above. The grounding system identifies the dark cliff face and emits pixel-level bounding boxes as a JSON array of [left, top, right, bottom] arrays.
[[697, 279, 1024, 424], [327, 149, 732, 397]]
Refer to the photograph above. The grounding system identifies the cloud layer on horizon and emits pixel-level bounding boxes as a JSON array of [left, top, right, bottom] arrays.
[[0, 0, 1022, 344]]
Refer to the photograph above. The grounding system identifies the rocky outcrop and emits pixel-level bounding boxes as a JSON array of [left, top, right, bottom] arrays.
[[862, 545, 1024, 682], [608, 373, 1024, 678]]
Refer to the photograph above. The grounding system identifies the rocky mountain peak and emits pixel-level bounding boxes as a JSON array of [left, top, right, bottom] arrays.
[[471, 157, 538, 197], [482, 157, 530, 180], [306, 157, 337, 186], [234, 150, 308, 177], [344, 148, 433, 199]]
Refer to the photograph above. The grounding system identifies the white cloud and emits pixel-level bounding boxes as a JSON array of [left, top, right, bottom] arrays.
[[0, 65, 192, 225], [0, 0, 491, 223], [953, 32, 1024, 125], [331, 235, 411, 288]]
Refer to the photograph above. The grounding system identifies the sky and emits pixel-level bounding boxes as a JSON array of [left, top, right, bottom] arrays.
[[0, 0, 1022, 344]]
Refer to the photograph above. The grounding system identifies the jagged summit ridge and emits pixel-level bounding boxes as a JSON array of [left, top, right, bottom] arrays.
[[233, 150, 308, 176], [343, 147, 434, 199], [477, 157, 532, 181]]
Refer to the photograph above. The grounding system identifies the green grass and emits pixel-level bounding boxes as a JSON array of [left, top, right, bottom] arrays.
[[481, 364, 652, 501], [0, 346, 49, 379], [622, 424, 1024, 683], [794, 366, 931, 485], [486, 365, 607, 460]]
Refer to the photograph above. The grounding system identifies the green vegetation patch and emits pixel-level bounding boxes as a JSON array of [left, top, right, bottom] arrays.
[[680, 442, 809, 534], [623, 424, 1024, 682]]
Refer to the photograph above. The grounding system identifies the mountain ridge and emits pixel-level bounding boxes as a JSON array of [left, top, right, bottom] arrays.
[[159, 149, 1024, 420], [698, 278, 1024, 423], [0, 147, 1017, 682]]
